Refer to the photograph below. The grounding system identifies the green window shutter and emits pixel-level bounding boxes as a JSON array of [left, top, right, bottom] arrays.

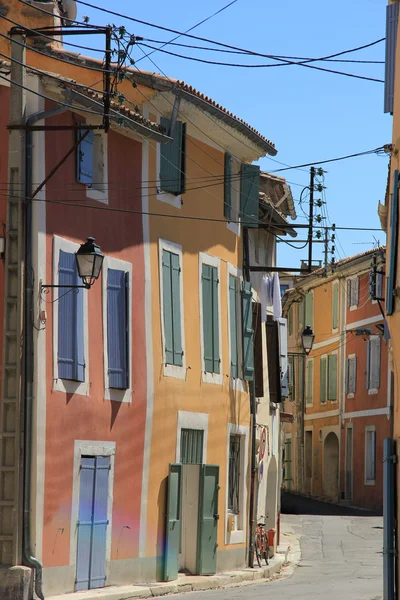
[[162, 250, 174, 365], [242, 281, 254, 380], [305, 292, 313, 328], [224, 153, 232, 220], [229, 275, 238, 378], [306, 360, 313, 405], [328, 354, 338, 400], [332, 283, 338, 329], [387, 169, 399, 315], [202, 264, 220, 374], [181, 429, 204, 464], [171, 252, 183, 366], [320, 357, 327, 404], [240, 163, 260, 227], [160, 117, 186, 195]]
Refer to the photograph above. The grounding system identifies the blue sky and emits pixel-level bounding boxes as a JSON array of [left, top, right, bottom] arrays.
[[76, 0, 390, 268]]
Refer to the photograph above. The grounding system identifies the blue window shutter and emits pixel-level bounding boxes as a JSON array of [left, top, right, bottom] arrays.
[[385, 2, 399, 114], [171, 252, 183, 366], [89, 456, 110, 589], [229, 275, 238, 378], [58, 250, 84, 381], [240, 164, 260, 227], [160, 117, 186, 195], [107, 269, 129, 389], [387, 170, 399, 315], [162, 251, 174, 365], [224, 154, 232, 220], [77, 129, 94, 185], [76, 457, 95, 591], [242, 281, 254, 381]]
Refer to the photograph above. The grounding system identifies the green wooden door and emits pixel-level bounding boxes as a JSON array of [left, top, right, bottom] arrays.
[[164, 464, 182, 581], [196, 464, 220, 575]]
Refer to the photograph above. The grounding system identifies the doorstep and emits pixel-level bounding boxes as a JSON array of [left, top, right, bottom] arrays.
[[47, 529, 300, 600]]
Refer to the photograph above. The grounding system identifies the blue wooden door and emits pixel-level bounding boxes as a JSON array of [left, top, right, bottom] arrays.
[[76, 456, 110, 591], [164, 463, 182, 582], [196, 464, 219, 575]]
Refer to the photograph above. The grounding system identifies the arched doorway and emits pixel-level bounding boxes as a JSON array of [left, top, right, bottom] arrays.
[[323, 432, 339, 498], [265, 456, 278, 530]]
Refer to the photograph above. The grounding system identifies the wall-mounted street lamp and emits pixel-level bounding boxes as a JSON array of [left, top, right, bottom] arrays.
[[301, 326, 315, 356], [41, 237, 104, 293]]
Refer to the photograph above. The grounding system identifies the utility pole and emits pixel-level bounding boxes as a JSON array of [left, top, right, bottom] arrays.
[[307, 167, 316, 273]]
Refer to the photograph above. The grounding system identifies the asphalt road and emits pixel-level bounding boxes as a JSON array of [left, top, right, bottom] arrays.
[[174, 494, 384, 600]]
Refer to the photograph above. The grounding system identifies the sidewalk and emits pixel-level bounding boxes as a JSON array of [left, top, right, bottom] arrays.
[[47, 525, 300, 600]]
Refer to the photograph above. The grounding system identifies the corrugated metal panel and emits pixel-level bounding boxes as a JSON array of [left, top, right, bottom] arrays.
[[385, 2, 399, 114], [107, 269, 128, 389], [181, 428, 204, 464]]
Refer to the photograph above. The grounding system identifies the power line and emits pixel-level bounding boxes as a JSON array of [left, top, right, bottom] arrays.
[[271, 147, 385, 172]]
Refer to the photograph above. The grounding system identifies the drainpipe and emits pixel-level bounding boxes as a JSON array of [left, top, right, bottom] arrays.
[[24, 104, 68, 600]]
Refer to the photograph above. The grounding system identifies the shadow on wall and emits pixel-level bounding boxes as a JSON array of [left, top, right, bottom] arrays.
[[157, 476, 168, 581], [265, 456, 278, 531]]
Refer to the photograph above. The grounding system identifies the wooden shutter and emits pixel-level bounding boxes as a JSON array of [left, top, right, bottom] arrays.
[[304, 292, 313, 327], [162, 250, 174, 365], [266, 316, 282, 402], [328, 354, 338, 400], [385, 2, 400, 114], [354, 277, 359, 306], [306, 360, 313, 405], [346, 356, 357, 395], [107, 269, 129, 389], [202, 264, 219, 374], [229, 275, 239, 379], [347, 279, 352, 307], [77, 129, 94, 185], [332, 283, 338, 329], [180, 429, 204, 464], [224, 153, 232, 220], [240, 163, 260, 227], [164, 464, 182, 581], [320, 357, 327, 403], [58, 250, 84, 381], [171, 252, 183, 366], [253, 302, 264, 397], [369, 337, 381, 390], [242, 281, 254, 380], [278, 318, 289, 398], [387, 170, 399, 315], [160, 117, 186, 195]]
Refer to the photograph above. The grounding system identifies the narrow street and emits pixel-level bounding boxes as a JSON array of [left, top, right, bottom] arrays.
[[173, 494, 384, 600]]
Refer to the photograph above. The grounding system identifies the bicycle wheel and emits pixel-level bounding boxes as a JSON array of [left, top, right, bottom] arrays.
[[254, 533, 263, 568], [262, 533, 269, 566]]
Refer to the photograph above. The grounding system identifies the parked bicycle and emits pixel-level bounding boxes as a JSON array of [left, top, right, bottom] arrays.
[[254, 517, 269, 567]]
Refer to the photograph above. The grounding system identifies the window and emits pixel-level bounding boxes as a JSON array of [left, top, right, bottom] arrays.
[[332, 282, 339, 330], [180, 429, 204, 464], [346, 355, 357, 396], [57, 250, 85, 382], [159, 117, 186, 196], [366, 335, 381, 392], [240, 163, 260, 227], [229, 274, 239, 378], [200, 254, 221, 382], [228, 435, 241, 513], [162, 249, 183, 367], [365, 427, 376, 484], [266, 316, 282, 403], [306, 359, 313, 406], [304, 292, 314, 328], [76, 127, 108, 204], [280, 284, 289, 298], [347, 277, 359, 308], [328, 353, 338, 401], [320, 356, 327, 404]]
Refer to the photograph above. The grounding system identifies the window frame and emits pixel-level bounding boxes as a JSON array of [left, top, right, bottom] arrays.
[[199, 252, 222, 385], [52, 235, 89, 396], [159, 239, 186, 380], [102, 255, 133, 402], [364, 425, 376, 486], [227, 263, 245, 392], [225, 423, 249, 545], [77, 120, 109, 205]]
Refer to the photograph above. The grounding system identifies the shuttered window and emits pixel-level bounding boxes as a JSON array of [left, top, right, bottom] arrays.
[[365, 428, 376, 482], [181, 429, 204, 464], [366, 336, 381, 391], [253, 303, 264, 397], [387, 170, 399, 315], [304, 292, 314, 328], [77, 129, 94, 185], [242, 281, 254, 380], [162, 250, 183, 367], [332, 282, 339, 329], [107, 269, 129, 389], [346, 356, 357, 395], [202, 263, 220, 374], [328, 354, 338, 401], [229, 275, 239, 379], [306, 359, 313, 406], [347, 277, 359, 307], [278, 318, 289, 398], [320, 356, 327, 404], [224, 153, 233, 220], [58, 250, 85, 381], [385, 2, 399, 114], [228, 435, 241, 513], [266, 316, 282, 403], [160, 117, 186, 195], [240, 163, 260, 227]]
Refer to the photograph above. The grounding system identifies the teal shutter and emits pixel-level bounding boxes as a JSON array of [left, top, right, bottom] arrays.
[[385, 2, 399, 114], [240, 163, 260, 227], [180, 429, 204, 464], [387, 170, 399, 315], [196, 464, 219, 575], [306, 360, 313, 405], [107, 269, 129, 389], [224, 153, 232, 220], [162, 250, 183, 366], [229, 275, 238, 378], [332, 284, 338, 329], [320, 357, 327, 403], [160, 117, 186, 195], [77, 129, 94, 185], [304, 293, 313, 328], [242, 281, 254, 380], [164, 464, 182, 582], [328, 354, 337, 400], [202, 264, 220, 374]]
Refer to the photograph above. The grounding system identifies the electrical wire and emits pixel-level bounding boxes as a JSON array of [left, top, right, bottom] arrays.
[[19, 0, 103, 28], [271, 148, 386, 172]]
